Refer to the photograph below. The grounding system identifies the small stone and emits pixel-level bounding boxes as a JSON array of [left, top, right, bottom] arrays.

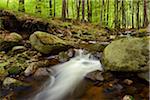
[[58, 51, 69, 63], [33, 68, 49, 78], [123, 79, 133, 85], [122, 95, 134, 100], [85, 70, 103, 81], [12, 46, 26, 52], [24, 63, 37, 76]]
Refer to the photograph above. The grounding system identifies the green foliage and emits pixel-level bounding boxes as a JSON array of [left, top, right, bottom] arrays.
[[0, 0, 149, 28]]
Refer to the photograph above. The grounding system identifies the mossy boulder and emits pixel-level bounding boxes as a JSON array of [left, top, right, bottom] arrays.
[[103, 37, 149, 71], [8, 66, 22, 75], [30, 31, 69, 54], [0, 32, 23, 51], [3, 77, 30, 87], [0, 66, 8, 81]]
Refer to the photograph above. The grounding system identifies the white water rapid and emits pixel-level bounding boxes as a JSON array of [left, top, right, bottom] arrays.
[[34, 49, 103, 100]]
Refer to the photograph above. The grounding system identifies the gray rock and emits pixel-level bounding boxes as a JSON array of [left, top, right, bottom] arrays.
[[29, 31, 69, 54], [3, 77, 29, 87], [0, 32, 22, 51], [103, 37, 149, 71]]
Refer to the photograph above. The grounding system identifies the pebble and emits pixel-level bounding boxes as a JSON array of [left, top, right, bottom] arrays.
[[123, 79, 133, 85], [122, 95, 134, 100]]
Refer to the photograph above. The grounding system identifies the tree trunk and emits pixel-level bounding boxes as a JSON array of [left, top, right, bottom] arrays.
[[54, 0, 56, 17], [103, 0, 106, 26], [76, 0, 81, 20], [114, 0, 119, 28], [7, 0, 9, 7], [89, 0, 92, 22], [49, 0, 52, 16], [36, 0, 42, 14], [132, 0, 134, 28], [72, 0, 75, 18], [100, 0, 104, 26], [66, 0, 69, 17], [62, 0, 66, 20], [82, 0, 85, 21], [143, 0, 149, 27], [18, 0, 25, 12], [106, 0, 109, 26], [136, 0, 140, 29], [122, 0, 126, 28]]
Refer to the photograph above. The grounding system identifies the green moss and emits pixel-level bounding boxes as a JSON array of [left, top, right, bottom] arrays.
[[8, 66, 22, 75], [103, 37, 149, 71], [30, 31, 68, 54], [0, 66, 8, 81]]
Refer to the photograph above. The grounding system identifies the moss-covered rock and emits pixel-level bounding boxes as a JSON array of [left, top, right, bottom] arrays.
[[8, 66, 22, 75], [3, 77, 30, 87], [0, 32, 22, 51], [0, 66, 8, 81], [103, 37, 149, 71], [30, 31, 69, 54]]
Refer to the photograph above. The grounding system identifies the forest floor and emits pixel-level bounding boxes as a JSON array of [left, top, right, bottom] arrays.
[[0, 9, 149, 100]]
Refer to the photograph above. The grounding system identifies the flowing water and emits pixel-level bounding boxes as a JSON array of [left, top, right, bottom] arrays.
[[33, 49, 103, 100]]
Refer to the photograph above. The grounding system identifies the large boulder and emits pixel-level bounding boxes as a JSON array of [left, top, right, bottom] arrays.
[[0, 32, 22, 51], [30, 31, 69, 54], [103, 37, 149, 71]]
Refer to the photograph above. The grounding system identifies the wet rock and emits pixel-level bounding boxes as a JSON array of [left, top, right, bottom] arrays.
[[33, 68, 50, 78], [123, 79, 133, 85], [24, 60, 50, 76], [0, 33, 22, 51], [103, 37, 149, 71], [85, 70, 104, 81], [3, 77, 29, 87], [122, 95, 134, 100], [104, 83, 123, 94], [30, 31, 69, 54], [24, 63, 38, 76], [0, 32, 22, 51], [12, 46, 26, 53], [58, 51, 69, 63]]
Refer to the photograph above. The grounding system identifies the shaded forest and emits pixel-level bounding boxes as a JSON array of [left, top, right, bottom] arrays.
[[0, 0, 150, 29], [0, 0, 149, 100]]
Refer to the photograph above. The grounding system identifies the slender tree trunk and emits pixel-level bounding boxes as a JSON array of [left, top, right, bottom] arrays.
[[72, 0, 75, 18], [132, 0, 134, 28], [106, 0, 109, 26], [49, 0, 52, 16], [18, 0, 25, 12], [82, 0, 85, 21], [66, 0, 69, 18], [89, 0, 92, 22], [100, 0, 104, 25], [54, 0, 56, 17], [76, 0, 81, 20], [7, 0, 9, 7], [114, 0, 119, 28], [36, 0, 42, 14], [143, 0, 149, 27], [122, 0, 126, 28], [100, 0, 103, 25], [62, 0, 66, 20], [103, 0, 106, 26], [136, 0, 140, 29]]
